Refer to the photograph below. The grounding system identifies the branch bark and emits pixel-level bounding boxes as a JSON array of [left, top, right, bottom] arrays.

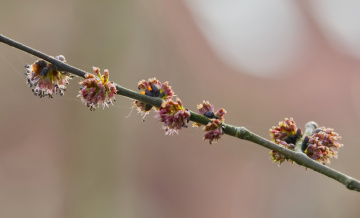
[[1, 34, 359, 192]]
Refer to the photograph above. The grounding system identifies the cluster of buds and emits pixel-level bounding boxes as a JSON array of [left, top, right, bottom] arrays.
[[269, 118, 302, 165], [156, 98, 190, 135], [193, 101, 226, 127], [134, 79, 226, 139], [269, 118, 343, 165], [203, 119, 224, 144], [134, 78, 191, 134], [302, 127, 343, 165], [25, 55, 71, 98], [25, 57, 118, 111], [134, 78, 173, 118], [23, 55, 347, 159], [78, 67, 117, 111], [24, 56, 345, 157], [24, 56, 345, 160], [23, 54, 227, 141], [193, 101, 227, 143]]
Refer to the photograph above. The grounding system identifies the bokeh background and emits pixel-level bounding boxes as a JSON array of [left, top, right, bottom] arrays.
[[1, 0, 360, 217]]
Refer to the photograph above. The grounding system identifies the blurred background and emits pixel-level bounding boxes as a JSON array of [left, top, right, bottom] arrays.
[[1, 0, 360, 217]]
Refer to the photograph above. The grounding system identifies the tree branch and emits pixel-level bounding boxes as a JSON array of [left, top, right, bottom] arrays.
[[1, 34, 359, 192]]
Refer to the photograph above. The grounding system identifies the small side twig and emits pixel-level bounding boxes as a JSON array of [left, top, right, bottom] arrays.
[[1, 34, 359, 192]]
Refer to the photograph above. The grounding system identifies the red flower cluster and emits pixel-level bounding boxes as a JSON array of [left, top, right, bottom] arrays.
[[193, 100, 227, 143], [78, 67, 117, 111], [193, 100, 226, 127], [134, 79, 229, 139], [25, 55, 71, 98], [269, 118, 343, 165], [156, 98, 190, 135], [303, 127, 343, 164], [137, 78, 173, 99], [270, 118, 300, 143], [203, 119, 224, 144], [134, 78, 174, 118], [269, 118, 302, 165], [269, 141, 295, 165], [134, 78, 191, 134]]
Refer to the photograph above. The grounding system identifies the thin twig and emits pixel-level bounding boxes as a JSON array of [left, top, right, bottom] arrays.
[[1, 33, 359, 192]]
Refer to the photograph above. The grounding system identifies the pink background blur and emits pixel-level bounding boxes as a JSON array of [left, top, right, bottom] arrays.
[[1, 1, 359, 218]]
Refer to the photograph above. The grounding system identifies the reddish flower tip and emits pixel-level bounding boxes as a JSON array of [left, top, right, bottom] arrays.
[[303, 127, 343, 165], [134, 78, 174, 117], [197, 101, 214, 117], [25, 55, 71, 98], [269, 118, 343, 165], [193, 101, 227, 143], [203, 119, 224, 144], [269, 140, 295, 165], [269, 118, 300, 142], [77, 67, 117, 111], [269, 118, 301, 165], [156, 98, 190, 135], [193, 100, 227, 127]]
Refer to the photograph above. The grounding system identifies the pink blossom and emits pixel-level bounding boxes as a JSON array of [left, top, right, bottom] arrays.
[[193, 100, 226, 127], [78, 67, 117, 111], [269, 118, 301, 165], [134, 78, 174, 116], [156, 98, 190, 135], [203, 119, 224, 144], [25, 55, 71, 98], [304, 127, 343, 164]]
